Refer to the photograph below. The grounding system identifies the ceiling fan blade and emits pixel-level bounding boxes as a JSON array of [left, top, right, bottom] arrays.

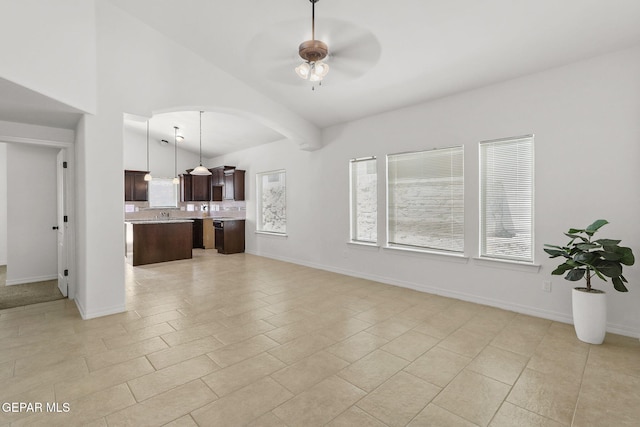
[[246, 17, 381, 85]]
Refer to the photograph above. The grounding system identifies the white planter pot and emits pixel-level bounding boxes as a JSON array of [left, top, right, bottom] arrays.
[[572, 287, 607, 344]]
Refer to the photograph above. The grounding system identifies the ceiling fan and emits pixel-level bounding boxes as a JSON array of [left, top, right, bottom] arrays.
[[245, 0, 381, 87], [294, 0, 330, 86]]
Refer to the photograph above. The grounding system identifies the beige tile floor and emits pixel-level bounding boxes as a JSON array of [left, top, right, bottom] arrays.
[[1, 250, 639, 426]]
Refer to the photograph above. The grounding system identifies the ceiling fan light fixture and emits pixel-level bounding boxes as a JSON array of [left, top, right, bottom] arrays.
[[313, 61, 329, 77], [295, 0, 329, 85], [295, 62, 311, 78]]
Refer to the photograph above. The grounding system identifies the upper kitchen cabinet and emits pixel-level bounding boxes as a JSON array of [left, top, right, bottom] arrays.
[[224, 169, 245, 201], [211, 166, 235, 202], [180, 170, 211, 202], [124, 170, 149, 201]]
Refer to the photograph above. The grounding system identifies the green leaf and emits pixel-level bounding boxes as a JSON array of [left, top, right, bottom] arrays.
[[567, 228, 585, 234], [576, 243, 599, 250], [612, 277, 629, 292], [595, 239, 621, 246], [600, 251, 623, 261], [544, 248, 565, 258], [616, 247, 635, 266], [597, 261, 623, 278], [586, 219, 609, 233], [551, 263, 574, 275], [544, 244, 565, 249], [564, 233, 588, 242], [565, 269, 586, 281], [575, 252, 597, 264]]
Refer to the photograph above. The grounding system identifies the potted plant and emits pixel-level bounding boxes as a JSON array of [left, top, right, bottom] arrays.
[[544, 219, 634, 344]]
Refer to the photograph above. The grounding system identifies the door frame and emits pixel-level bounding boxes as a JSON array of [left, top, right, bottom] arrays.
[[0, 135, 76, 300]]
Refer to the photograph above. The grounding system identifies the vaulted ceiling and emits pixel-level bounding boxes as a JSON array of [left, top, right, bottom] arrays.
[[5, 1, 640, 157]]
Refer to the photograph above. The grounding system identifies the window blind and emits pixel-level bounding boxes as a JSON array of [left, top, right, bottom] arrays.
[[350, 157, 377, 243], [480, 135, 534, 261], [387, 147, 464, 253]]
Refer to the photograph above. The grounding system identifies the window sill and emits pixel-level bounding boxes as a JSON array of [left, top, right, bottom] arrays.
[[383, 245, 469, 263], [255, 231, 288, 238], [347, 241, 380, 249], [473, 257, 541, 272]]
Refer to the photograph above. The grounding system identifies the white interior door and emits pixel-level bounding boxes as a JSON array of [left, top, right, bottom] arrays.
[[56, 149, 67, 297]]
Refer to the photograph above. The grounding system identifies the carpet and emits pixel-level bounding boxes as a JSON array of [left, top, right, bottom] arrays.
[[0, 265, 65, 310]]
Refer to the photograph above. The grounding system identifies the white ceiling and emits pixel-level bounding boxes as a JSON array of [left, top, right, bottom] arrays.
[[124, 111, 284, 159], [0, 77, 83, 129], [108, 0, 640, 131], [4, 1, 640, 157]]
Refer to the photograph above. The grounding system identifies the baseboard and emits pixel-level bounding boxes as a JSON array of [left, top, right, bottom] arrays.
[[245, 249, 639, 339], [75, 298, 126, 320], [5, 274, 57, 286]]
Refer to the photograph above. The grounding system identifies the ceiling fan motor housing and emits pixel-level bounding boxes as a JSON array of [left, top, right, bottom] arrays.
[[298, 39, 328, 62]]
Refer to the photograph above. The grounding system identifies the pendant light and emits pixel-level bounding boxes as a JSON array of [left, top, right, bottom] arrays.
[[172, 126, 180, 185], [143, 121, 152, 181], [190, 111, 211, 176]]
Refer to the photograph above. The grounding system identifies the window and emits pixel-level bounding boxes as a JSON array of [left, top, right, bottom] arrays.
[[350, 157, 377, 243], [256, 170, 286, 234], [387, 147, 464, 253], [148, 178, 178, 207], [480, 135, 534, 262]]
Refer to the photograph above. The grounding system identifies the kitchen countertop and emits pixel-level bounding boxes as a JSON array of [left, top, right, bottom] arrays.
[[125, 219, 194, 224]]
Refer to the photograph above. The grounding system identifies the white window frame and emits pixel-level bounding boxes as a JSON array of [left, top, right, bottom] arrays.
[[386, 146, 465, 254], [256, 169, 287, 235], [349, 156, 378, 244], [479, 134, 535, 263]]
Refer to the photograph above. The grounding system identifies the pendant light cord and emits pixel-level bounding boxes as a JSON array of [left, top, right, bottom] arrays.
[[174, 126, 178, 177], [199, 111, 203, 166], [146, 121, 150, 171]]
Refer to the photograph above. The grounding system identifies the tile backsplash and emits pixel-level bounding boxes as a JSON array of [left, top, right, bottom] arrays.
[[124, 200, 246, 220]]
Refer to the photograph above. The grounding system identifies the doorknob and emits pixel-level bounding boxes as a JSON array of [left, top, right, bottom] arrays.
[[52, 226, 59, 230]]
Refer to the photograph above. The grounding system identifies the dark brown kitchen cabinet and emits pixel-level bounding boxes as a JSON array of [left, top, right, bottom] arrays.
[[192, 218, 204, 248], [124, 170, 149, 201], [180, 174, 192, 202], [192, 175, 211, 201], [211, 166, 235, 202], [223, 169, 245, 201], [214, 219, 245, 254], [180, 170, 211, 202]]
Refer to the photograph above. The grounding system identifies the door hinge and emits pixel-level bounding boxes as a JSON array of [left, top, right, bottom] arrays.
[[63, 161, 68, 168], [64, 215, 68, 223], [64, 269, 69, 277]]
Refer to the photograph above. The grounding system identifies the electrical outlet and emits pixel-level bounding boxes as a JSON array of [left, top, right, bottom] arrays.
[[543, 281, 552, 292]]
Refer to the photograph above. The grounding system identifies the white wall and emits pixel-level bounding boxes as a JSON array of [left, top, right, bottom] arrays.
[[67, 0, 321, 319], [123, 126, 201, 178], [0, 0, 96, 114], [5, 144, 58, 285], [212, 46, 640, 337], [0, 143, 6, 265]]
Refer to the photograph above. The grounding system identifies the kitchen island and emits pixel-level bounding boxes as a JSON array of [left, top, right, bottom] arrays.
[[125, 220, 193, 266]]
